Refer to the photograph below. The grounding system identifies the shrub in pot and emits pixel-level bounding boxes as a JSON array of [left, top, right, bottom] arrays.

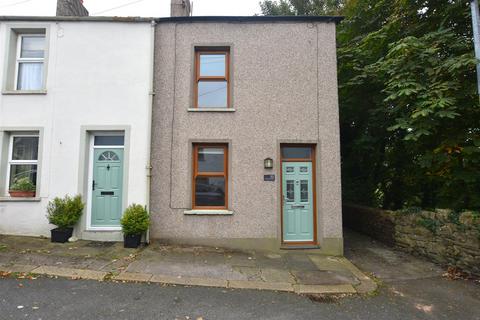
[[9, 177, 36, 198], [120, 204, 149, 248], [46, 195, 84, 243]]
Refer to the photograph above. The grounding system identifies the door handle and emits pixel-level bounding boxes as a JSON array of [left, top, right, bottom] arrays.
[[92, 180, 95, 191]]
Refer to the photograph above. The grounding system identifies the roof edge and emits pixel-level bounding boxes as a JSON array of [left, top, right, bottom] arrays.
[[0, 15, 344, 24], [155, 15, 344, 24]]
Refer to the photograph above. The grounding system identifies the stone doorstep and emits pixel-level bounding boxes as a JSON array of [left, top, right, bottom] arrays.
[[31, 266, 107, 281]]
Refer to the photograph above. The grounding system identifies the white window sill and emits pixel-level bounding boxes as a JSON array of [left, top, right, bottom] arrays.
[[187, 108, 235, 112], [0, 197, 41, 202], [2, 90, 47, 95], [184, 209, 233, 215]]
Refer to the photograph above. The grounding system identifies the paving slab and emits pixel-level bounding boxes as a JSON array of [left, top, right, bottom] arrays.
[[0, 234, 376, 294], [114, 272, 153, 282], [0, 264, 37, 273], [292, 270, 360, 285], [260, 268, 295, 283], [150, 274, 228, 288], [228, 280, 294, 292], [293, 284, 357, 294], [32, 266, 107, 281]]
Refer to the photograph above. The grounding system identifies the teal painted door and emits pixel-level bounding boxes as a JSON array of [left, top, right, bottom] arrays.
[[282, 162, 314, 242], [91, 148, 124, 227]]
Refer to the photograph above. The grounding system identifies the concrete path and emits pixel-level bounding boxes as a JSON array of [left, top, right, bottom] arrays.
[[0, 234, 375, 295], [345, 229, 480, 319]]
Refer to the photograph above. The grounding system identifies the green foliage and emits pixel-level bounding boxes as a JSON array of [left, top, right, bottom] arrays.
[[418, 217, 441, 234], [10, 177, 35, 192], [46, 195, 84, 229], [261, 0, 480, 211], [120, 204, 150, 236], [259, 0, 345, 15]]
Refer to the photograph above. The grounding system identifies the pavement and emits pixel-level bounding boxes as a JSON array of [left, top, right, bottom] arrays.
[[0, 234, 375, 295], [0, 230, 478, 320]]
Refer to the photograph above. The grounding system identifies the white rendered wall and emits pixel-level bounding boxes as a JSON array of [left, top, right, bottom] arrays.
[[0, 21, 152, 238]]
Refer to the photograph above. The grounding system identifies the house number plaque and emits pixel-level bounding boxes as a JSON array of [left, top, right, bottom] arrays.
[[264, 174, 275, 182]]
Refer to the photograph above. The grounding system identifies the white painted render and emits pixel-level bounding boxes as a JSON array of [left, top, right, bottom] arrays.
[[0, 21, 153, 240]]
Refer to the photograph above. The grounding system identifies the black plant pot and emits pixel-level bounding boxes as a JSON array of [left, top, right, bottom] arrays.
[[51, 227, 73, 243], [124, 234, 142, 248]]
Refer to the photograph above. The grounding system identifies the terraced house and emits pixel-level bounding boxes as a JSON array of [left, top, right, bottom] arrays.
[[0, 0, 344, 255]]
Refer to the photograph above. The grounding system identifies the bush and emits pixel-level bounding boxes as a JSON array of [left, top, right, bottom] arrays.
[[46, 195, 84, 229], [121, 204, 149, 236], [10, 177, 35, 191]]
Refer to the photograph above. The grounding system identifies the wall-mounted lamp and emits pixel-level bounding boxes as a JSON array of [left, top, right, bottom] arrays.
[[264, 157, 274, 169]]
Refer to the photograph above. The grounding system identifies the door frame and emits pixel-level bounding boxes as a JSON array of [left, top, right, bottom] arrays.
[[86, 134, 125, 231], [280, 144, 318, 245]]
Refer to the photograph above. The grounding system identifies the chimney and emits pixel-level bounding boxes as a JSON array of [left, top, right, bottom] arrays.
[[56, 0, 89, 16], [171, 0, 191, 17]]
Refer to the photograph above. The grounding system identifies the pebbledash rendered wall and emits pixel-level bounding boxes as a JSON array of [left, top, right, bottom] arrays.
[[150, 19, 343, 254]]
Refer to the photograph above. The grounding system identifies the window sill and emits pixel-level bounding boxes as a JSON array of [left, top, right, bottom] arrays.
[[187, 108, 235, 112], [2, 90, 47, 95], [184, 209, 233, 215], [0, 197, 41, 202]]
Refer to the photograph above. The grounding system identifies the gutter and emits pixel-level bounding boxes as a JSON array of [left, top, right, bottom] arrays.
[[0, 15, 344, 24], [145, 20, 156, 244]]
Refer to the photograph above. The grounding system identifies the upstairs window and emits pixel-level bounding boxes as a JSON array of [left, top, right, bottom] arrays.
[[15, 34, 45, 91], [194, 48, 230, 108]]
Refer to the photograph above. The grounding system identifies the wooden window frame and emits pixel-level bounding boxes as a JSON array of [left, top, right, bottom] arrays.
[[192, 144, 228, 209], [194, 48, 230, 108]]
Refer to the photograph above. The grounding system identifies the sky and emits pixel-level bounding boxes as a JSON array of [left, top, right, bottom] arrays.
[[0, 0, 262, 17]]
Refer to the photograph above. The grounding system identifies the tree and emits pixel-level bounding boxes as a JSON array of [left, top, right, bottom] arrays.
[[260, 0, 480, 210], [259, 0, 344, 16]]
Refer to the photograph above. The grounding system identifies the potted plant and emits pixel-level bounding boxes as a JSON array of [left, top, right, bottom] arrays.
[[120, 204, 149, 248], [46, 195, 84, 243], [9, 177, 36, 197]]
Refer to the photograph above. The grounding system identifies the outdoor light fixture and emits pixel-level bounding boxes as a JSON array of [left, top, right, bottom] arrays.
[[264, 158, 274, 169]]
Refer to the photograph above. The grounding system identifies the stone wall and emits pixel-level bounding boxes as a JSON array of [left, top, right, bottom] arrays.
[[344, 204, 480, 276]]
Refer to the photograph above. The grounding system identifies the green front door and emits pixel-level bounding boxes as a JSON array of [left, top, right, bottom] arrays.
[[91, 148, 124, 227], [282, 162, 314, 242]]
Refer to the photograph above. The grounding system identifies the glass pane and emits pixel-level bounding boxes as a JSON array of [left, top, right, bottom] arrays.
[[198, 81, 227, 108], [17, 62, 44, 90], [9, 164, 37, 189], [98, 151, 119, 161], [200, 54, 226, 77], [300, 166, 308, 173], [197, 147, 224, 172], [195, 177, 225, 207], [281, 147, 312, 159], [286, 180, 294, 202], [286, 167, 294, 173], [301, 180, 309, 202], [21, 36, 45, 58], [12, 137, 38, 160], [94, 136, 124, 146]]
